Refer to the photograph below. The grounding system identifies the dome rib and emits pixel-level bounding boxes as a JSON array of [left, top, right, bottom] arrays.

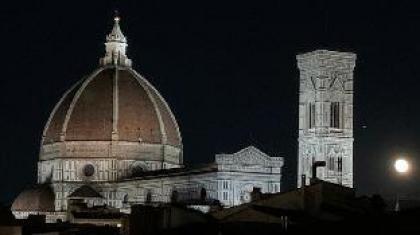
[[112, 68, 119, 139], [129, 68, 182, 147], [127, 69, 167, 145], [41, 79, 83, 145], [61, 68, 105, 140]]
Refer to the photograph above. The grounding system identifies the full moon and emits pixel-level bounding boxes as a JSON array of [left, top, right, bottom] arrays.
[[394, 159, 409, 173]]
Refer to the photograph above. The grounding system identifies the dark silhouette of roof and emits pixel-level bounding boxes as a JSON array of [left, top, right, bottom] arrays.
[[68, 185, 103, 199], [124, 163, 217, 180]]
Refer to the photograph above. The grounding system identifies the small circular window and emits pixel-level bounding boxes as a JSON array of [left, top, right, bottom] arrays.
[[83, 164, 95, 177]]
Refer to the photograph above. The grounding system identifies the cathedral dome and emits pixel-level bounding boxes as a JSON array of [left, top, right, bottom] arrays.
[[40, 16, 182, 166], [41, 67, 181, 147], [11, 185, 55, 212]]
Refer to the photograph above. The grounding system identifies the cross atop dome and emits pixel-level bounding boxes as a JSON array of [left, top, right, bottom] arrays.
[[100, 13, 132, 67]]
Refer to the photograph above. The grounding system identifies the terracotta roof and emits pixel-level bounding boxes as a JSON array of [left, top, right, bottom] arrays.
[[11, 185, 55, 212], [68, 185, 103, 199], [42, 66, 182, 147]]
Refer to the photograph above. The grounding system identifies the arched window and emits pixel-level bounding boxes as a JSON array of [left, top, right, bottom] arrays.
[[328, 157, 335, 171], [330, 102, 340, 128], [338, 157, 343, 172], [308, 103, 316, 129]]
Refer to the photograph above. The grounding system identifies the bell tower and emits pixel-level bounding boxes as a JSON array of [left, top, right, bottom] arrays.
[[297, 50, 356, 188]]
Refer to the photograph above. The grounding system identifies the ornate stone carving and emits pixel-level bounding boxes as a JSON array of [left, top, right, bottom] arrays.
[[216, 146, 283, 168], [297, 50, 356, 188]]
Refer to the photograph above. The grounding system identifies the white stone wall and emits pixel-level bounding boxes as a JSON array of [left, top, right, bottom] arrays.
[[297, 50, 356, 188], [40, 141, 182, 165], [35, 146, 282, 222], [216, 172, 281, 207], [38, 158, 182, 185]]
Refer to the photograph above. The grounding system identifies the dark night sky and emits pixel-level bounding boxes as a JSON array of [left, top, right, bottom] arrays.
[[2, 0, 420, 204]]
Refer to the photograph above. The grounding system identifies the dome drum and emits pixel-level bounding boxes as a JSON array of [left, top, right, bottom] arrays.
[[40, 141, 181, 164], [38, 158, 180, 184]]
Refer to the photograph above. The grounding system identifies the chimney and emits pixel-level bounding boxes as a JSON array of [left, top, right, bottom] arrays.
[[311, 161, 326, 184], [251, 187, 262, 201]]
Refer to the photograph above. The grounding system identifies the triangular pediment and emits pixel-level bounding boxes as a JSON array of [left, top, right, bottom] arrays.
[[215, 146, 283, 167], [231, 146, 271, 165]]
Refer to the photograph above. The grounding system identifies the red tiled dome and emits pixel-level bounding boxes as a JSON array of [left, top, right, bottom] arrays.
[[40, 66, 182, 163], [42, 67, 181, 146]]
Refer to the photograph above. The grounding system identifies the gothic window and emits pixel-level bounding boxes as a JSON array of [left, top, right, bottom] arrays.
[[222, 180, 229, 189], [338, 157, 343, 172], [330, 102, 340, 128], [328, 156, 343, 173], [328, 157, 335, 171], [308, 103, 315, 129], [223, 191, 228, 201]]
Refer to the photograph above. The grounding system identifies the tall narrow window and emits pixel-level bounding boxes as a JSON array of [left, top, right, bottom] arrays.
[[330, 102, 340, 128], [338, 157, 343, 172], [328, 157, 335, 171], [309, 103, 315, 128], [223, 180, 229, 189], [223, 191, 228, 201]]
